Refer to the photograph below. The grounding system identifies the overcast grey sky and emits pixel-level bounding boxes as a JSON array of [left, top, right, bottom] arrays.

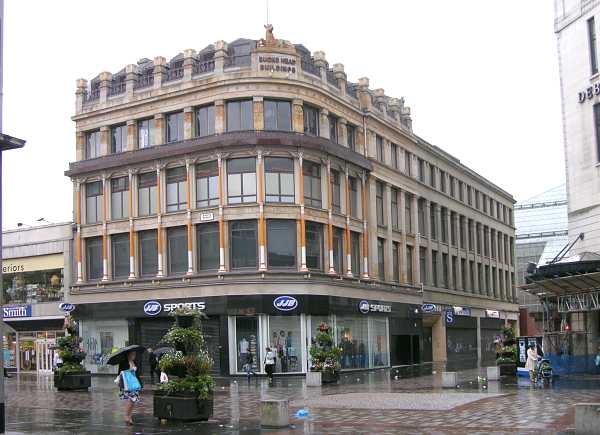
[[1, 0, 563, 230]]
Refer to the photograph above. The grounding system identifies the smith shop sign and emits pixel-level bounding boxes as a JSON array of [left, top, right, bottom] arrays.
[[2, 305, 32, 318]]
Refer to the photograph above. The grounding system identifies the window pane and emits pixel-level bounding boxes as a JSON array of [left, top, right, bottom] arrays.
[[111, 192, 123, 220], [277, 101, 291, 131], [168, 227, 188, 274], [265, 172, 279, 196], [351, 232, 360, 275], [264, 100, 277, 130], [230, 220, 257, 269], [241, 100, 253, 130], [139, 230, 158, 276], [196, 105, 215, 137], [305, 222, 322, 270], [267, 220, 296, 267], [197, 223, 219, 270], [280, 173, 294, 199], [227, 101, 240, 131], [242, 172, 256, 202], [86, 237, 103, 280], [111, 233, 129, 278]]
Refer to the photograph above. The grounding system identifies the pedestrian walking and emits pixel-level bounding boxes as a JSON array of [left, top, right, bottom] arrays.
[[264, 347, 276, 384], [243, 354, 256, 381], [525, 344, 538, 383], [148, 347, 158, 384], [116, 351, 143, 425]]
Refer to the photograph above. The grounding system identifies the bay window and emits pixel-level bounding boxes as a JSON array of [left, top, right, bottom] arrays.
[[265, 157, 294, 203], [302, 160, 321, 208], [110, 177, 129, 220], [227, 158, 256, 204], [86, 181, 103, 224], [264, 100, 291, 131], [196, 161, 219, 208], [138, 172, 157, 216], [226, 100, 253, 131], [230, 220, 257, 269], [166, 167, 187, 212]]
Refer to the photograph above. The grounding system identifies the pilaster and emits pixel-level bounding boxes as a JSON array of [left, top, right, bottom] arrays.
[[214, 100, 225, 134], [292, 99, 304, 133], [253, 96, 264, 131], [98, 71, 112, 104], [153, 56, 167, 89], [184, 107, 194, 140], [183, 49, 197, 81]]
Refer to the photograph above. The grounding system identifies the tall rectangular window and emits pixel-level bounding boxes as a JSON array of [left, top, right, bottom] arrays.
[[451, 256, 457, 289], [264, 100, 292, 131], [85, 130, 101, 159], [405, 151, 412, 176], [589, 17, 598, 75], [430, 165, 436, 188], [406, 245, 413, 283], [432, 250, 438, 287], [449, 176, 455, 197], [377, 238, 385, 280], [405, 193, 412, 233], [418, 199, 426, 237], [226, 100, 253, 131], [458, 181, 464, 202], [440, 171, 446, 193], [392, 241, 400, 283], [267, 220, 296, 268], [442, 253, 448, 288], [441, 207, 448, 243], [467, 186, 472, 206], [328, 114, 338, 143], [594, 103, 600, 161], [230, 220, 257, 269], [483, 194, 488, 213], [468, 219, 474, 251], [111, 233, 129, 279], [303, 160, 322, 208], [476, 223, 482, 254], [460, 259, 467, 290], [303, 105, 319, 136], [305, 221, 323, 270], [484, 226, 490, 256], [430, 204, 437, 240], [391, 188, 399, 230], [376, 135, 384, 162], [139, 230, 158, 277], [166, 167, 187, 212], [475, 190, 480, 209], [167, 226, 188, 275], [459, 216, 465, 248], [332, 227, 344, 273], [196, 161, 219, 208], [111, 124, 127, 154], [349, 176, 359, 218], [347, 124, 356, 150], [419, 247, 427, 285], [376, 181, 384, 226], [138, 172, 157, 216], [110, 177, 129, 220], [331, 170, 341, 213], [138, 118, 156, 149], [351, 231, 360, 275], [227, 157, 256, 204], [86, 237, 102, 281], [195, 104, 215, 137], [197, 223, 219, 271], [391, 143, 398, 169], [451, 212, 457, 246], [265, 157, 294, 203], [418, 158, 425, 182], [166, 111, 184, 143], [86, 181, 103, 224]]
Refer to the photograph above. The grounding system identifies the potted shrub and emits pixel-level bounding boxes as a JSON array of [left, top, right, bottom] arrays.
[[154, 308, 215, 421], [308, 322, 342, 385], [54, 315, 91, 391], [496, 326, 517, 376]]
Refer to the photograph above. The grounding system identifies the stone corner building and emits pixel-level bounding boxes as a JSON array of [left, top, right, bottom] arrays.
[[65, 27, 518, 376]]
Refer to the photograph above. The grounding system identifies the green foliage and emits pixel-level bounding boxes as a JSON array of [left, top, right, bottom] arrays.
[[183, 349, 213, 377], [501, 326, 515, 341], [162, 326, 205, 353], [496, 357, 516, 365], [56, 318, 87, 372], [158, 374, 215, 400], [309, 323, 341, 373], [169, 307, 208, 319], [55, 362, 86, 380], [159, 351, 186, 376], [315, 332, 333, 346]]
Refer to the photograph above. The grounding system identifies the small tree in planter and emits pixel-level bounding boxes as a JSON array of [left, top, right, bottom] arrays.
[[154, 307, 215, 421], [308, 322, 342, 385], [54, 315, 91, 391], [496, 326, 517, 376]]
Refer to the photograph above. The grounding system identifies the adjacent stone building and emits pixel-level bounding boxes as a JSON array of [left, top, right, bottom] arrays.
[[65, 28, 518, 375]]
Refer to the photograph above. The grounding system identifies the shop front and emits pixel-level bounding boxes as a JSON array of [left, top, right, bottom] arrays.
[[445, 307, 478, 370], [74, 294, 415, 376]]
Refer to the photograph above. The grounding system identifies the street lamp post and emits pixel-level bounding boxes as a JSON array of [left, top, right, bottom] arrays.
[[0, 0, 26, 433]]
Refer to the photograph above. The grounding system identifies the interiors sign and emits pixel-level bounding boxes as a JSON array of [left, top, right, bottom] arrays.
[[2, 305, 32, 318], [258, 55, 297, 74]]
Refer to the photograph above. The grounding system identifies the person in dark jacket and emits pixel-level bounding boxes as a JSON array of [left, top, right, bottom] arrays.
[[117, 351, 143, 425], [148, 348, 158, 383]]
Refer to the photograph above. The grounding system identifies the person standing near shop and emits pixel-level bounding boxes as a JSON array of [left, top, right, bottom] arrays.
[[117, 351, 143, 425], [264, 347, 276, 384], [148, 348, 158, 384], [525, 343, 538, 383]]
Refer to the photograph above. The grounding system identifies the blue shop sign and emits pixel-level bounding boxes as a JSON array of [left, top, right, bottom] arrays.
[[444, 309, 455, 325], [2, 305, 32, 318], [59, 303, 76, 313], [421, 303, 439, 313], [273, 296, 298, 311]]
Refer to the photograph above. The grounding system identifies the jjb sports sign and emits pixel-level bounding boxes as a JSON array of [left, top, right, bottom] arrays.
[[143, 300, 206, 316]]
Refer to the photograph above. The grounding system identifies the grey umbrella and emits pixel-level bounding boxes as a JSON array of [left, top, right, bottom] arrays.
[[106, 344, 146, 365]]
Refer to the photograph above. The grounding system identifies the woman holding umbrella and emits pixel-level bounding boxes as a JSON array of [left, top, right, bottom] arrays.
[[108, 345, 145, 425]]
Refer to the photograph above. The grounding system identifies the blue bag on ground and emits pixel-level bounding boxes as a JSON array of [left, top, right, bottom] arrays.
[[122, 369, 141, 392]]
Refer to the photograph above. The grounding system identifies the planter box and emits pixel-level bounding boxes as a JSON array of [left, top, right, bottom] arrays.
[[153, 390, 213, 421], [306, 371, 321, 387], [498, 363, 517, 376], [54, 371, 91, 391], [321, 370, 339, 384]]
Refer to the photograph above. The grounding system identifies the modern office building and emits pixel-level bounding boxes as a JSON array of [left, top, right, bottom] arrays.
[[515, 184, 568, 336], [66, 27, 518, 375], [1, 223, 72, 373]]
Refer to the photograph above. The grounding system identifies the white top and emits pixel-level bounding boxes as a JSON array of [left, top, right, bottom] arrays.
[[239, 338, 249, 354], [265, 350, 276, 365]]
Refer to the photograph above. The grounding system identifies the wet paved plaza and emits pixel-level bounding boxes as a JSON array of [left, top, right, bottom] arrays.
[[5, 368, 600, 434]]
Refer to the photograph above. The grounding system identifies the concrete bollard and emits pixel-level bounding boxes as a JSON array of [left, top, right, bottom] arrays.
[[260, 399, 290, 428], [306, 371, 322, 387], [487, 366, 500, 381], [442, 372, 457, 388], [486, 380, 500, 393], [575, 403, 600, 434]]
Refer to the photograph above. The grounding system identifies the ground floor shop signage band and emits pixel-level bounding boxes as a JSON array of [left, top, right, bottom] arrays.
[[422, 303, 440, 313], [273, 296, 298, 311], [143, 300, 206, 316], [358, 300, 392, 314], [2, 305, 32, 318], [453, 307, 471, 316], [58, 303, 75, 313]]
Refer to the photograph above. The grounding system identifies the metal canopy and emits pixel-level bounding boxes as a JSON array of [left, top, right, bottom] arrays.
[[520, 270, 600, 296], [0, 133, 25, 151]]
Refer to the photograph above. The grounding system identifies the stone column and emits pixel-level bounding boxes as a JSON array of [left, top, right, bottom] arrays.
[[399, 190, 407, 283], [186, 161, 194, 275], [412, 195, 421, 285], [298, 154, 308, 272], [128, 170, 136, 279], [125, 64, 138, 99], [217, 154, 226, 273], [333, 63, 346, 94], [184, 107, 194, 140], [319, 108, 330, 139], [153, 56, 166, 89], [356, 125, 365, 156], [338, 118, 348, 148], [424, 201, 432, 286], [487, 229, 493, 297], [253, 96, 264, 131], [258, 151, 267, 271], [344, 167, 353, 277], [292, 99, 304, 133], [153, 113, 164, 146], [388, 98, 402, 128], [374, 88, 386, 116], [156, 166, 164, 277], [357, 77, 372, 111], [453, 214, 462, 290], [183, 48, 196, 81], [313, 51, 328, 83], [446, 210, 453, 289], [99, 71, 112, 104], [101, 175, 109, 281], [214, 100, 225, 134], [361, 172, 370, 279], [75, 78, 87, 115], [75, 131, 85, 162], [432, 317, 447, 363], [327, 159, 335, 274], [213, 41, 228, 73], [100, 126, 110, 156], [75, 181, 83, 283], [385, 184, 394, 281], [126, 120, 136, 152]]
